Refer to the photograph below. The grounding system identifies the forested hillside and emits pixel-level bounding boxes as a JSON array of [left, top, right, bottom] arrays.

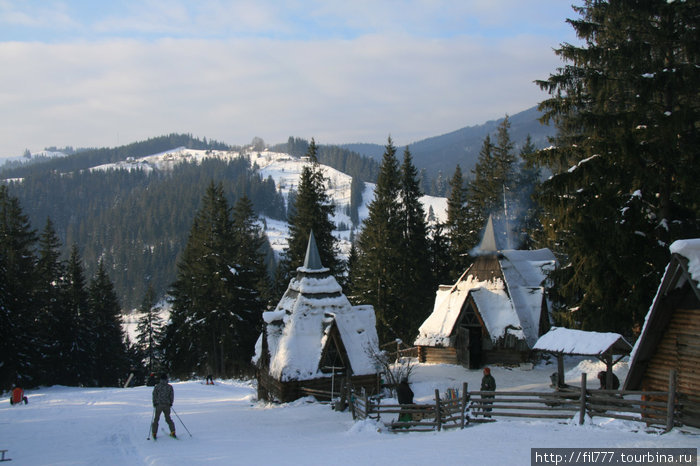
[[343, 106, 555, 194], [1, 135, 379, 309]]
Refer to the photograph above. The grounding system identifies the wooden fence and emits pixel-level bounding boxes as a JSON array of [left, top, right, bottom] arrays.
[[351, 383, 470, 432], [469, 371, 681, 431], [350, 371, 686, 433]]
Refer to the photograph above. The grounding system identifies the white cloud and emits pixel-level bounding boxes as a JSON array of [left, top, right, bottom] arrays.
[[0, 1, 577, 157]]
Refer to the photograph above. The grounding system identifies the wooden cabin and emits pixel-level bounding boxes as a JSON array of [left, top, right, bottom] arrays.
[[624, 239, 700, 428], [254, 232, 380, 402], [414, 217, 556, 368]]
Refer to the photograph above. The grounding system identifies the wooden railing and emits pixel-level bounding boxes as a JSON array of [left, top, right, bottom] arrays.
[[351, 383, 470, 432], [469, 371, 682, 431], [350, 370, 686, 433]]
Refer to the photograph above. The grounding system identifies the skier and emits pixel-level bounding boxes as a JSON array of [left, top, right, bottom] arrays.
[[146, 373, 157, 387], [480, 367, 496, 417], [151, 374, 176, 438], [396, 378, 414, 423], [9, 384, 28, 405]]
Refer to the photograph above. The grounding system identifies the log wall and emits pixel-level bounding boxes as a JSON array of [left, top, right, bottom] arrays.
[[258, 370, 378, 403], [641, 306, 700, 428]]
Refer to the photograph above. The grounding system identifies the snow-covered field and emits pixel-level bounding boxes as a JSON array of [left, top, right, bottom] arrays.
[[2, 359, 697, 465]]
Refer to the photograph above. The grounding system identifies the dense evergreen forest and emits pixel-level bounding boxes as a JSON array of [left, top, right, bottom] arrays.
[[0, 0, 697, 389], [2, 134, 376, 309]]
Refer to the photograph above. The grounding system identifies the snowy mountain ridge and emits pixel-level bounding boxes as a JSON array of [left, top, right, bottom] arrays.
[[91, 146, 448, 258]]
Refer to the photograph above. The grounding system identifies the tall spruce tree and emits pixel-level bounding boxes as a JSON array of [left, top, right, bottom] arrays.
[[353, 138, 405, 343], [534, 0, 699, 333], [136, 284, 164, 373], [0, 186, 37, 388], [62, 245, 93, 386], [88, 261, 127, 386], [35, 218, 67, 385], [396, 147, 433, 340], [468, 117, 521, 250], [280, 138, 340, 287], [445, 165, 473, 277], [165, 182, 236, 377], [165, 183, 268, 377], [228, 196, 269, 371]]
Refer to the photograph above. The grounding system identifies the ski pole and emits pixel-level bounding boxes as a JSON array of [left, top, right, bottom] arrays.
[[147, 408, 155, 440], [171, 407, 192, 437]]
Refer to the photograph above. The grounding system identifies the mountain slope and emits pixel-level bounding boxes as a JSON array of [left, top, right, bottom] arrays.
[[4, 146, 445, 309], [343, 106, 554, 179]]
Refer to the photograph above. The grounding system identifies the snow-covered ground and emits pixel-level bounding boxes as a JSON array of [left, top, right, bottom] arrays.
[[2, 358, 697, 465]]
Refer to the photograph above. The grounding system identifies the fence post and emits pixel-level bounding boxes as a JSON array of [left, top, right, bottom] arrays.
[[579, 372, 587, 425], [362, 390, 372, 419], [435, 389, 442, 431], [461, 382, 468, 429], [665, 369, 677, 432]]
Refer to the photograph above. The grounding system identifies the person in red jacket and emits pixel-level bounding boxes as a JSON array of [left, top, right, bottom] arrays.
[[10, 385, 28, 405]]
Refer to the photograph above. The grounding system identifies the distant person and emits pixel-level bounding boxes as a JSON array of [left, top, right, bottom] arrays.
[[10, 384, 28, 405], [597, 371, 620, 390], [480, 367, 496, 417], [151, 374, 176, 439], [206, 374, 214, 385], [146, 373, 157, 387], [396, 378, 414, 423]]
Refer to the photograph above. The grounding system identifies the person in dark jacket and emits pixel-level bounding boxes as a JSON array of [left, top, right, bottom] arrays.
[[396, 378, 414, 423], [151, 374, 176, 438], [480, 367, 496, 417], [597, 371, 620, 390]]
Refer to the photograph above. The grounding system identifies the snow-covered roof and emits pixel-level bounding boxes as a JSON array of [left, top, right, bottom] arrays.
[[414, 248, 556, 348], [533, 327, 632, 357], [669, 238, 700, 286], [256, 233, 378, 382], [625, 239, 700, 389]]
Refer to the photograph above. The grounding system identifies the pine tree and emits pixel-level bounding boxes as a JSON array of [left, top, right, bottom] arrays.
[[0, 186, 37, 388], [35, 218, 67, 385], [165, 183, 269, 377], [62, 245, 93, 386], [88, 261, 127, 386], [395, 147, 433, 340], [516, 135, 543, 250], [136, 284, 164, 374], [428, 221, 452, 288], [468, 117, 521, 250], [533, 0, 699, 333], [353, 138, 404, 343], [280, 138, 341, 287], [165, 182, 235, 377], [228, 196, 269, 372], [445, 165, 473, 276]]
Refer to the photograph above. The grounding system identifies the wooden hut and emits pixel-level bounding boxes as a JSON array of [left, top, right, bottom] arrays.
[[414, 217, 556, 368], [254, 232, 380, 402], [533, 327, 631, 389], [624, 239, 700, 427]]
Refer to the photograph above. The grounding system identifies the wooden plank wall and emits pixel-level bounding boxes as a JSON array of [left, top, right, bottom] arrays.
[[259, 370, 378, 403], [418, 347, 459, 365], [641, 306, 700, 428]]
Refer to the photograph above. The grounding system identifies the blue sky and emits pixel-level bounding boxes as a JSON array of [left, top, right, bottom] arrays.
[[0, 0, 580, 158]]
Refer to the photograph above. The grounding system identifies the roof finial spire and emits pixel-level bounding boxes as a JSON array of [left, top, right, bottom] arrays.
[[479, 214, 498, 253], [303, 230, 324, 270]]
